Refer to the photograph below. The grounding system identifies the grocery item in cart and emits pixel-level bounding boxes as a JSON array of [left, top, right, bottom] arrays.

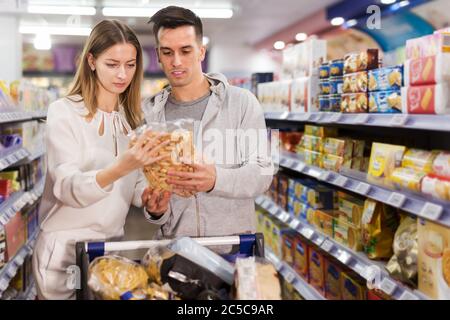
[[432, 151, 450, 179], [368, 143, 406, 182], [418, 218, 450, 299], [87, 256, 149, 300], [406, 33, 450, 60], [401, 83, 450, 114], [341, 93, 368, 113], [128, 120, 195, 192], [368, 90, 402, 113], [390, 167, 426, 192], [386, 215, 418, 287], [234, 256, 281, 300], [343, 72, 368, 93], [361, 199, 399, 260], [344, 49, 379, 74], [368, 66, 403, 92], [421, 174, 450, 201], [405, 54, 450, 86]]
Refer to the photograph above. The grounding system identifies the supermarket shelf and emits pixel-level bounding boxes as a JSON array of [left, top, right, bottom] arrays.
[[0, 147, 30, 171], [0, 178, 45, 226], [255, 195, 429, 300], [19, 145, 46, 164], [276, 150, 450, 228], [0, 230, 39, 298], [0, 112, 33, 124], [265, 248, 326, 300], [31, 110, 47, 119], [265, 111, 450, 132]]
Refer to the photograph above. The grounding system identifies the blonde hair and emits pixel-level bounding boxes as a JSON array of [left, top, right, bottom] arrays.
[[67, 19, 143, 129]]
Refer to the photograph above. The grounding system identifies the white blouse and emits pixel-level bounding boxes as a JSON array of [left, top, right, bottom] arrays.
[[38, 95, 146, 238]]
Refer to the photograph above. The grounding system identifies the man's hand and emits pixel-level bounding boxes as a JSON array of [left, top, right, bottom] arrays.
[[141, 188, 171, 217], [166, 161, 216, 193]]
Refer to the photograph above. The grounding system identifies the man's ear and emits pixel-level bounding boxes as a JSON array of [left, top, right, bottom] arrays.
[[199, 45, 206, 62], [87, 53, 96, 71]]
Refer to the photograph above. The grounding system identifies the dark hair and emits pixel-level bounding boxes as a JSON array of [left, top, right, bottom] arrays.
[[148, 6, 203, 44]]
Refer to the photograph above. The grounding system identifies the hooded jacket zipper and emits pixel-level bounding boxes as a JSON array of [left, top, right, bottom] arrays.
[[194, 194, 200, 237]]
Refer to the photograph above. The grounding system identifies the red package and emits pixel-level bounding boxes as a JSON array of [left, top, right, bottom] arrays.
[[406, 33, 450, 60], [405, 54, 450, 86], [401, 84, 450, 114], [5, 211, 26, 261]]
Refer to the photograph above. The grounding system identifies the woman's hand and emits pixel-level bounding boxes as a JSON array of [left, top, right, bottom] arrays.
[[142, 188, 171, 217]]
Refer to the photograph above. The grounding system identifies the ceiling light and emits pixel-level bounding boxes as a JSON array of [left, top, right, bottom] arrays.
[[273, 41, 285, 50], [295, 33, 308, 42], [20, 26, 92, 36], [381, 0, 396, 4], [27, 5, 96, 16], [399, 0, 410, 7], [102, 7, 233, 19], [33, 33, 52, 50], [346, 19, 358, 27], [331, 17, 345, 26], [203, 36, 209, 45]]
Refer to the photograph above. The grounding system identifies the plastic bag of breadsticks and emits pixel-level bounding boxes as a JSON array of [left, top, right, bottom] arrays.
[[128, 119, 195, 193], [87, 255, 149, 300]]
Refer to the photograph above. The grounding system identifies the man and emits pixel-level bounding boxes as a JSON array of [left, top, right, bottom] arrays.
[[141, 6, 273, 241]]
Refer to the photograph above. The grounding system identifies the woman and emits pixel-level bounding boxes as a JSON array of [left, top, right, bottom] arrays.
[[32, 20, 170, 300]]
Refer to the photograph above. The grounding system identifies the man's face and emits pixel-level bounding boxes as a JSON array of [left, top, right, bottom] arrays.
[[157, 25, 205, 87]]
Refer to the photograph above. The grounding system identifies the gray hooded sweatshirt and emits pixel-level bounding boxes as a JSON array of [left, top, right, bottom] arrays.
[[141, 73, 273, 239]]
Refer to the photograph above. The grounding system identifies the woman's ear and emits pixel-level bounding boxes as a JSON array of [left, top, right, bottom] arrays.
[[87, 53, 96, 71]]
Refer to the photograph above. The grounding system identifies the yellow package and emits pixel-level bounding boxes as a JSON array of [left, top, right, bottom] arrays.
[[300, 134, 323, 152], [297, 148, 323, 168], [340, 272, 367, 300], [316, 210, 338, 237], [272, 220, 286, 258], [263, 216, 274, 251], [368, 143, 406, 181], [322, 154, 344, 172], [256, 210, 266, 234], [402, 149, 439, 173], [338, 194, 365, 227], [361, 199, 399, 260], [334, 218, 363, 251], [304, 125, 338, 138], [323, 138, 353, 159], [390, 167, 426, 192]]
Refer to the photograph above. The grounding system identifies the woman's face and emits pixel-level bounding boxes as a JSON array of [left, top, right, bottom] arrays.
[[88, 42, 137, 94]]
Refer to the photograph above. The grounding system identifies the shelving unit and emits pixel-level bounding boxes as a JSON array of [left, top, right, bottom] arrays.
[[256, 195, 429, 300]]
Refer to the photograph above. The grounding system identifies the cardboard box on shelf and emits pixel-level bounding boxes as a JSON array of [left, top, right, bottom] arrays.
[[308, 247, 326, 295], [368, 65, 403, 92], [4, 211, 26, 261], [404, 54, 450, 86], [325, 259, 342, 300], [304, 125, 338, 138], [290, 77, 319, 113], [294, 236, 310, 281], [406, 33, 450, 60], [401, 83, 450, 114], [340, 272, 367, 300], [282, 231, 296, 267]]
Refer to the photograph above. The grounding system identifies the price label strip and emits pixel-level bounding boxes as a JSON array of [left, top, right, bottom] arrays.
[[390, 114, 408, 127], [284, 271, 296, 284], [321, 240, 334, 253], [280, 111, 290, 120], [387, 192, 406, 208], [356, 182, 371, 195], [338, 251, 352, 265], [318, 171, 331, 182], [289, 219, 300, 230], [329, 113, 342, 123], [419, 202, 443, 221], [399, 291, 419, 300], [334, 176, 348, 188], [380, 277, 397, 296], [301, 227, 314, 239], [354, 113, 369, 124], [294, 162, 306, 173]]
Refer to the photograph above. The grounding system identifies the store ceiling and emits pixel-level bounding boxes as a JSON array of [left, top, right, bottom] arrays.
[[17, 0, 341, 46]]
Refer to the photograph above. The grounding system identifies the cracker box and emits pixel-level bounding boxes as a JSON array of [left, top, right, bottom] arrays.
[[325, 259, 342, 300], [323, 138, 354, 159], [405, 54, 450, 86], [282, 231, 296, 267], [341, 93, 368, 113], [334, 219, 363, 251], [304, 125, 338, 138], [401, 83, 450, 114], [406, 33, 450, 60], [315, 210, 338, 237], [272, 220, 286, 258], [294, 38, 327, 78], [368, 66, 403, 92], [369, 90, 402, 113], [297, 148, 323, 168], [4, 211, 26, 261], [300, 134, 323, 153], [343, 71, 368, 93], [418, 218, 450, 299], [340, 272, 367, 300], [294, 236, 309, 281], [322, 154, 345, 172], [338, 193, 365, 227], [344, 49, 379, 74], [368, 143, 406, 181], [302, 185, 337, 210], [290, 77, 320, 113], [308, 247, 326, 295], [263, 215, 274, 251]]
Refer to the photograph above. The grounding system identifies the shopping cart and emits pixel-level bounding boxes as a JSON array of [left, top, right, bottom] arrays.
[[75, 233, 264, 300]]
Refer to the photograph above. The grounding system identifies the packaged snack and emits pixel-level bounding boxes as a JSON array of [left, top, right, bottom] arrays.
[[352, 139, 366, 158], [319, 62, 330, 79], [298, 202, 315, 222], [361, 200, 399, 259], [405, 54, 450, 86], [351, 157, 364, 171], [325, 260, 342, 300], [369, 90, 402, 113], [287, 192, 296, 215], [338, 194, 365, 227], [340, 272, 366, 300], [282, 232, 296, 267], [294, 236, 309, 281], [272, 221, 285, 258], [334, 219, 363, 251], [330, 59, 344, 77], [278, 174, 289, 211], [321, 154, 344, 172], [304, 125, 338, 138], [280, 131, 303, 153], [129, 121, 195, 192], [297, 148, 323, 167], [421, 174, 450, 201], [390, 167, 426, 192], [308, 247, 326, 295], [329, 94, 341, 112], [386, 215, 418, 287], [401, 83, 450, 114], [344, 49, 379, 74], [432, 151, 450, 179], [300, 134, 323, 152], [294, 38, 327, 78], [302, 185, 337, 210], [235, 257, 282, 300], [318, 95, 331, 112], [417, 218, 450, 299], [406, 33, 450, 60], [264, 216, 274, 250], [402, 149, 439, 173], [368, 66, 403, 92], [330, 76, 343, 95], [323, 138, 353, 159], [88, 256, 149, 300], [341, 93, 368, 113], [343, 72, 368, 94], [319, 80, 331, 95], [290, 77, 320, 113], [368, 143, 406, 181], [256, 210, 266, 234], [315, 210, 338, 237]]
